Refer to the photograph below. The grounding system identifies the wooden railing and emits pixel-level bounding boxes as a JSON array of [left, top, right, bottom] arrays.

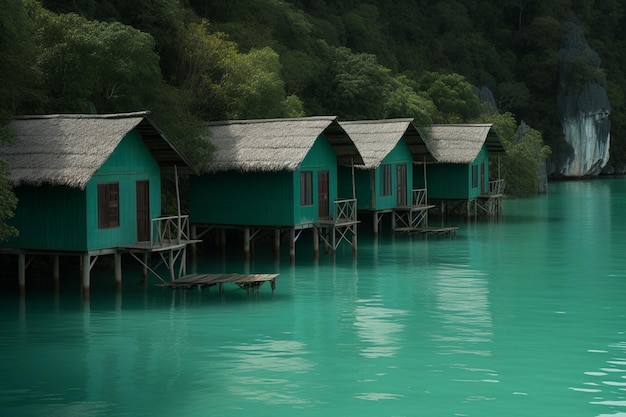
[[412, 188, 428, 207], [151, 215, 190, 248], [489, 179, 505, 195], [333, 198, 357, 223]]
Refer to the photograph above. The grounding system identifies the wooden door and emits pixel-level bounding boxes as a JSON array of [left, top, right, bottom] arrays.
[[396, 164, 407, 206], [136, 180, 150, 242], [318, 171, 329, 219]]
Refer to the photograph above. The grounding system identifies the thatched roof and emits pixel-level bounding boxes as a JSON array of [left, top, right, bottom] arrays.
[[340, 119, 435, 168], [1, 112, 196, 189], [417, 124, 505, 164], [204, 116, 364, 172]]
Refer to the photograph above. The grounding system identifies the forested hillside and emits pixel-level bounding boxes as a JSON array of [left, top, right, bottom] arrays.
[[1, 0, 623, 223]]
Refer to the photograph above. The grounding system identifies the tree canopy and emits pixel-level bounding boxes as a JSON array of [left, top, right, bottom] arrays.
[[3, 0, 626, 237]]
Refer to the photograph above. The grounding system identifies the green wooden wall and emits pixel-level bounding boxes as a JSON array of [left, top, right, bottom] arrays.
[[8, 185, 88, 251], [190, 135, 338, 227], [338, 139, 413, 210], [86, 131, 161, 250], [190, 170, 295, 226], [414, 145, 489, 200], [5, 131, 161, 251]]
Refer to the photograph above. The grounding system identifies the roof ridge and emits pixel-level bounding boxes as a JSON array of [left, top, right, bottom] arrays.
[[207, 116, 338, 126], [14, 111, 150, 120]]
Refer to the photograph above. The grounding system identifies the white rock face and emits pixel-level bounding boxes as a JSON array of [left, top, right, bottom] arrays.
[[557, 23, 611, 177], [561, 109, 610, 176]]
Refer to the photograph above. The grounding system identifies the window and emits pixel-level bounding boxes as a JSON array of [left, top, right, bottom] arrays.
[[98, 182, 119, 228], [300, 171, 313, 206], [472, 165, 478, 188], [381, 164, 392, 196]]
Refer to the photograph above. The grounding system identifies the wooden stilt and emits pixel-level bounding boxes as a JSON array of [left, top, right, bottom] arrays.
[[18, 253, 25, 295], [142, 252, 149, 282], [81, 253, 90, 299], [313, 227, 319, 258], [244, 228, 251, 260], [373, 212, 379, 236], [191, 224, 197, 263], [289, 228, 296, 263], [274, 229, 280, 257], [219, 228, 226, 253], [52, 255, 60, 289], [168, 250, 175, 281], [114, 252, 122, 291]]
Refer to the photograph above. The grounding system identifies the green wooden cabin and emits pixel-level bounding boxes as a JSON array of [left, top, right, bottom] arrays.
[[1, 112, 195, 253], [338, 119, 434, 210], [189, 117, 363, 228], [414, 124, 505, 200]]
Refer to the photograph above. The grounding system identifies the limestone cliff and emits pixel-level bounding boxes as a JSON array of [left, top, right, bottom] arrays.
[[556, 23, 610, 177]]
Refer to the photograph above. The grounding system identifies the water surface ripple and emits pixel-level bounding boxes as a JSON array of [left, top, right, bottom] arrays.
[[1, 179, 626, 417]]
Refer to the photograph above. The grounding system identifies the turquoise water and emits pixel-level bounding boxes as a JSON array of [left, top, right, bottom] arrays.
[[2, 179, 626, 417]]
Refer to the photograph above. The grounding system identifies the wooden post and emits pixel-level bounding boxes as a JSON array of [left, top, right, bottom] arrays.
[[289, 228, 296, 263], [219, 227, 226, 254], [352, 225, 358, 256], [18, 253, 25, 295], [274, 228, 281, 258], [114, 252, 122, 291], [191, 224, 197, 263], [244, 228, 251, 260], [373, 212, 379, 236], [313, 227, 319, 258], [168, 250, 175, 281], [81, 254, 90, 299], [142, 252, 149, 282], [52, 255, 60, 289]]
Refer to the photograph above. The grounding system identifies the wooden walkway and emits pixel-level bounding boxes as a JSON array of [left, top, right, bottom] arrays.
[[393, 226, 459, 238], [158, 273, 278, 293]]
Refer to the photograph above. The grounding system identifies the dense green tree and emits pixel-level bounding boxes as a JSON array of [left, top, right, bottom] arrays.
[[420, 72, 482, 123], [0, 0, 44, 241], [33, 9, 163, 113], [176, 21, 303, 120], [486, 113, 551, 196], [383, 75, 435, 126]]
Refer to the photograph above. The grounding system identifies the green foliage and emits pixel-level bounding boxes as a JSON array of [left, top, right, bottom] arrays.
[[1, 0, 45, 115], [34, 9, 162, 113], [421, 72, 482, 123], [0, 160, 18, 242], [487, 113, 551, 196], [330, 48, 391, 119], [5, 0, 626, 200], [176, 21, 304, 120], [383, 75, 435, 126]]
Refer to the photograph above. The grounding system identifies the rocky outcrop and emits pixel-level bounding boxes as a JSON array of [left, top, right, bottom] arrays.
[[556, 23, 610, 177]]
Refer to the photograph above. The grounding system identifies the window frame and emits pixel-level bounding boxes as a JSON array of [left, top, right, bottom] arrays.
[[300, 171, 313, 206], [381, 164, 392, 196], [98, 182, 120, 229]]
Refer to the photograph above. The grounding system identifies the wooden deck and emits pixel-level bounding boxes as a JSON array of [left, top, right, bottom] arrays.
[[158, 273, 278, 293], [393, 225, 459, 238]]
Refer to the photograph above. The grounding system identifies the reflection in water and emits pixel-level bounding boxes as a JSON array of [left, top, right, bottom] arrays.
[[432, 267, 493, 356], [353, 299, 409, 359], [216, 338, 317, 407]]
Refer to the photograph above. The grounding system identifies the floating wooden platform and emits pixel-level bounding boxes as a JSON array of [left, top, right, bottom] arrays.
[[393, 226, 459, 238], [158, 273, 278, 293]]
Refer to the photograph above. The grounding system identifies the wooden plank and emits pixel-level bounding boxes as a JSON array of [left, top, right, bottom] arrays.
[[157, 273, 279, 289]]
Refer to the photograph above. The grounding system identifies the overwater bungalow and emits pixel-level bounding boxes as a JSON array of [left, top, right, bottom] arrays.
[[189, 116, 364, 260], [0, 112, 197, 296], [415, 124, 506, 217], [338, 119, 441, 235]]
